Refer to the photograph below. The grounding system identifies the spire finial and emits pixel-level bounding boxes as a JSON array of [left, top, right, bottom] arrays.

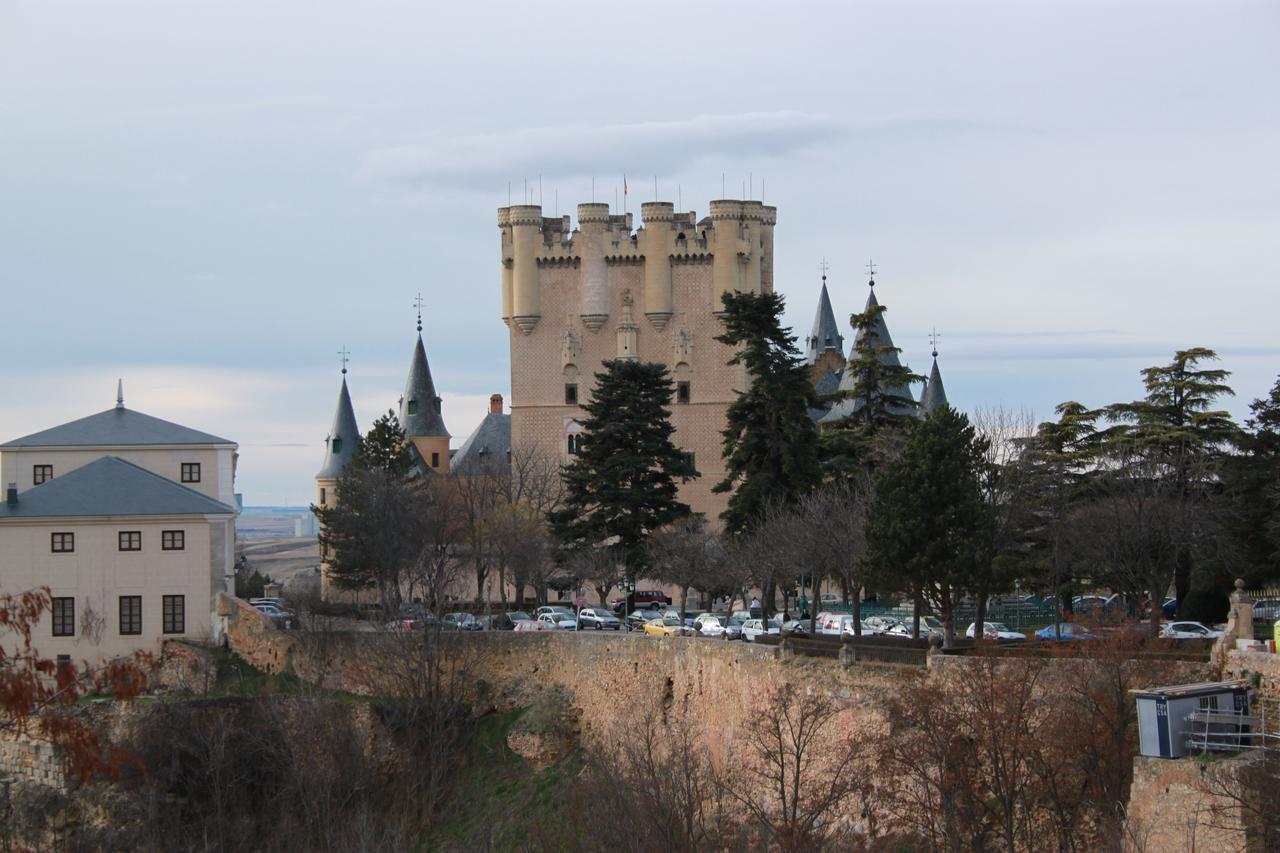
[[116, 379, 124, 409], [929, 327, 941, 359], [819, 257, 830, 284], [413, 293, 424, 333], [338, 345, 350, 375], [866, 258, 877, 287]]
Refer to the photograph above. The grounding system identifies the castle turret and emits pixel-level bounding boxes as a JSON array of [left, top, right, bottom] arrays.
[[400, 317, 451, 473], [317, 365, 360, 600], [577, 203, 611, 331], [498, 208, 514, 326], [708, 199, 774, 310], [507, 204, 543, 334], [638, 202, 676, 329], [805, 271, 845, 365], [919, 345, 949, 416]]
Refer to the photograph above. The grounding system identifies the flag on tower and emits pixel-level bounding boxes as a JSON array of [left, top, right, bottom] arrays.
[[623, 174, 628, 196]]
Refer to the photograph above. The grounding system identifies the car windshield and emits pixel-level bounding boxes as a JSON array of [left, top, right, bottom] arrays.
[[704, 616, 726, 625], [509, 612, 531, 621], [661, 618, 680, 626], [990, 623, 1010, 632], [728, 618, 745, 626]]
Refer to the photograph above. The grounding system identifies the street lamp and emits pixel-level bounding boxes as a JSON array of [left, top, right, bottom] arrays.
[[620, 577, 635, 632]]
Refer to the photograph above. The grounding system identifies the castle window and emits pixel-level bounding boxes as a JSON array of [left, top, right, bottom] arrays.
[[52, 597, 75, 637], [119, 596, 142, 636], [676, 382, 691, 404], [162, 530, 185, 551], [181, 463, 201, 483], [565, 383, 578, 405], [684, 451, 696, 471], [163, 595, 185, 634], [407, 399, 418, 415], [33, 464, 53, 485], [51, 532, 74, 553], [119, 531, 142, 552], [567, 434, 580, 455], [431, 452, 440, 468], [332, 437, 343, 454], [319, 487, 326, 506]]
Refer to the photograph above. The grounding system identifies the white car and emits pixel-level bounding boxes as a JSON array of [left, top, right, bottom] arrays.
[[818, 593, 844, 607], [694, 614, 743, 640], [1160, 621, 1224, 640], [534, 605, 575, 619], [965, 622, 1027, 641], [537, 612, 577, 630], [513, 619, 553, 632], [741, 618, 782, 642], [816, 613, 855, 636]]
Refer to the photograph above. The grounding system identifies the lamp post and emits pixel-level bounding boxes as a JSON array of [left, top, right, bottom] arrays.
[[620, 578, 635, 633]]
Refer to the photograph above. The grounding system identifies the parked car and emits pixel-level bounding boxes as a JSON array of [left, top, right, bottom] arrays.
[[513, 619, 553, 632], [625, 610, 656, 630], [694, 614, 743, 640], [249, 597, 286, 609], [781, 619, 810, 636], [1162, 597, 1179, 619], [885, 616, 944, 639], [643, 617, 694, 637], [816, 613, 855, 636], [741, 618, 782, 642], [660, 609, 700, 628], [610, 590, 673, 613], [253, 603, 293, 628], [1159, 621, 1224, 640], [1254, 599, 1280, 621], [385, 618, 427, 633], [534, 605, 576, 619], [444, 612, 483, 631], [819, 593, 844, 607], [577, 607, 621, 630], [1035, 622, 1099, 641], [1073, 594, 1119, 615], [537, 612, 578, 630], [486, 611, 533, 630], [862, 615, 900, 635], [965, 622, 1027, 641]]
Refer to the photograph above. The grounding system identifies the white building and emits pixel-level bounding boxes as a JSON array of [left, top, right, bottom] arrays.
[[0, 388, 238, 662]]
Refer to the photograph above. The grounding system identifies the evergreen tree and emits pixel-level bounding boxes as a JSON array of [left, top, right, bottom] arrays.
[[1221, 374, 1280, 584], [820, 296, 923, 474], [864, 405, 992, 646], [1102, 348, 1238, 609], [549, 360, 698, 578], [713, 290, 823, 535], [352, 410, 414, 477]]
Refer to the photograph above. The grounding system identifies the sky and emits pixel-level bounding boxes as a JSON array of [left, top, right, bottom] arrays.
[[1, 0, 1276, 505]]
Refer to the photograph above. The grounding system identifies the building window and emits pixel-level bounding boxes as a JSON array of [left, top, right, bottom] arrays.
[[51, 532, 74, 553], [407, 399, 418, 415], [181, 463, 201, 483], [564, 384, 578, 405], [118, 531, 142, 551], [684, 451, 696, 470], [430, 451, 440, 468], [676, 381, 691, 404], [162, 595, 185, 634], [33, 464, 53, 485], [119, 596, 142, 635], [162, 530, 185, 551], [331, 437, 343, 454], [52, 597, 75, 637], [319, 487, 326, 506]]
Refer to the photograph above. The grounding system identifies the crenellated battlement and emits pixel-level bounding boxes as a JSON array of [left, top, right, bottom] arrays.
[[497, 197, 775, 333]]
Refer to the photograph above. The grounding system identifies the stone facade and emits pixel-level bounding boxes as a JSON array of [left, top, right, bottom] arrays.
[[1125, 755, 1252, 852], [499, 199, 776, 526]]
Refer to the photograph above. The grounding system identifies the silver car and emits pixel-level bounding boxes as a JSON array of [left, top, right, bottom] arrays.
[[694, 614, 743, 640]]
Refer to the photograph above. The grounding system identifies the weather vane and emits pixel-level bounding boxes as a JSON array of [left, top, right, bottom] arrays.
[[338, 345, 350, 375], [413, 292, 424, 332], [819, 258, 830, 282], [928, 327, 941, 358], [866, 259, 877, 286]]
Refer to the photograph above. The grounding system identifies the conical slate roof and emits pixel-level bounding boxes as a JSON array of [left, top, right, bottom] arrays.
[[805, 280, 844, 365], [317, 376, 360, 478], [919, 355, 949, 415], [819, 286, 917, 423], [400, 334, 450, 438]]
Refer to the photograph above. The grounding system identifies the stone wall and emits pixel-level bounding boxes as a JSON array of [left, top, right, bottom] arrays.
[[1124, 755, 1251, 852], [0, 733, 67, 794]]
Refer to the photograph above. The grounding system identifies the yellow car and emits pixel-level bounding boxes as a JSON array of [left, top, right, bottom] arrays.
[[643, 617, 694, 637]]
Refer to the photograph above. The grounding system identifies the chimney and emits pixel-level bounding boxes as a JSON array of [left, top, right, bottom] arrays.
[[5, 483, 16, 508], [489, 394, 503, 415]]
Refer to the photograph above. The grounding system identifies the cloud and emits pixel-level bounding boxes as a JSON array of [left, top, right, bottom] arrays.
[[117, 95, 329, 121], [355, 111, 849, 194]]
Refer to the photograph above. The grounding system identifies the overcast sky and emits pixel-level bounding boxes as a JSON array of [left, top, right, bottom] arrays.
[[1, 0, 1276, 505]]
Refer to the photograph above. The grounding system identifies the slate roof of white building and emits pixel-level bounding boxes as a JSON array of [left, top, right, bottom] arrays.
[[0, 456, 237, 518], [1, 407, 234, 448]]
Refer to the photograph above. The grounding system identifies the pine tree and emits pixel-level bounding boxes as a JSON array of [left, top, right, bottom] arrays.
[[352, 410, 414, 477], [1102, 348, 1238, 609], [549, 360, 698, 578], [820, 297, 923, 474], [1221, 374, 1280, 584], [713, 290, 823, 535], [864, 405, 992, 646]]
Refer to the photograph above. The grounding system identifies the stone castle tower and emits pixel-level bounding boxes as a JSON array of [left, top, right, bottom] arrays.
[[499, 198, 776, 525], [316, 365, 359, 600]]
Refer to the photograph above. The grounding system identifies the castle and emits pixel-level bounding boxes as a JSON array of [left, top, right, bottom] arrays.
[[498, 199, 777, 524]]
